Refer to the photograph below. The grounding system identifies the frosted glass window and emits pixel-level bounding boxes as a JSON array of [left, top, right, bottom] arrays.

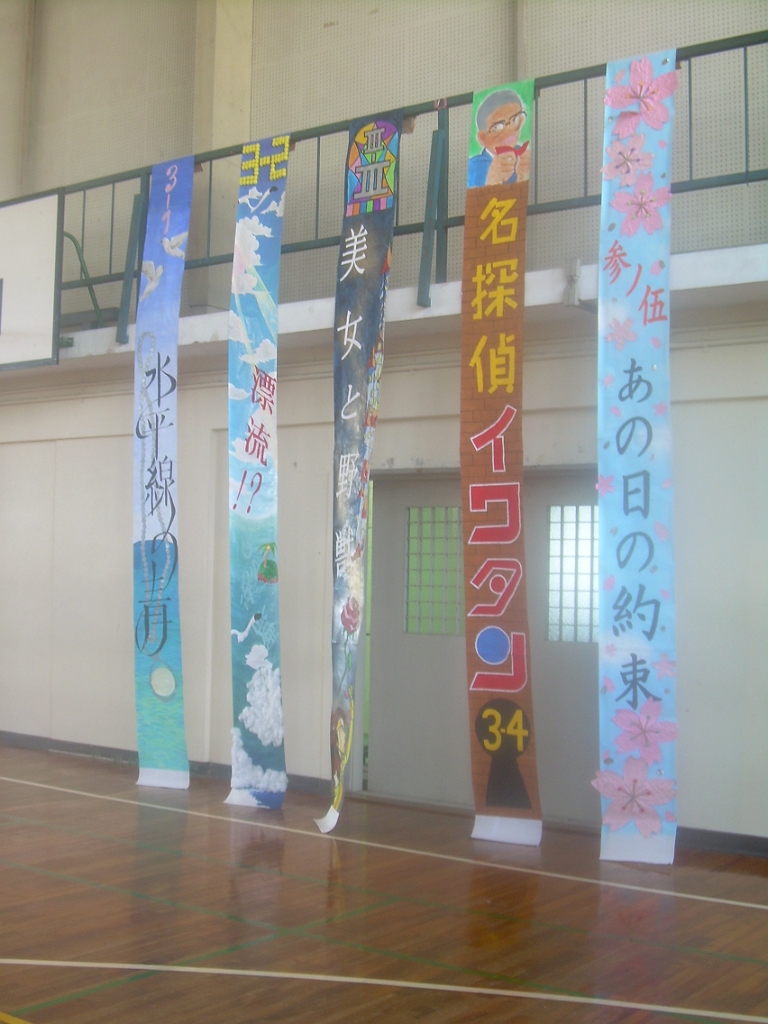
[[405, 507, 464, 635], [548, 505, 599, 643]]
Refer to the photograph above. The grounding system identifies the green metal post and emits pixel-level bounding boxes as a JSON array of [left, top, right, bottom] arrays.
[[417, 127, 446, 308], [62, 232, 104, 328], [116, 181, 147, 345], [435, 105, 449, 284]]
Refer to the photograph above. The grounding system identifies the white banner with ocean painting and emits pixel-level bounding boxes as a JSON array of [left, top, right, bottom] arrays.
[[133, 157, 194, 789], [592, 51, 679, 864], [226, 137, 290, 808]]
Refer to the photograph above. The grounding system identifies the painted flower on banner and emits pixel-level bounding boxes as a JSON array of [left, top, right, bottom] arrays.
[[341, 596, 361, 634], [611, 173, 671, 237], [605, 56, 678, 138], [612, 697, 678, 765], [602, 134, 653, 187], [592, 756, 676, 837], [597, 475, 615, 497], [605, 317, 637, 351]]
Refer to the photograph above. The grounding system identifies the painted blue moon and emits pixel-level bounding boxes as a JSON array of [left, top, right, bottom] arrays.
[[475, 626, 510, 665]]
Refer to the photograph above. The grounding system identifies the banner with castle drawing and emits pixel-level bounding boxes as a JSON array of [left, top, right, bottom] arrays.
[[315, 112, 402, 833]]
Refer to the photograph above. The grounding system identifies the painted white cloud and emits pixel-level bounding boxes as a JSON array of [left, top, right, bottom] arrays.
[[254, 338, 277, 363], [238, 644, 284, 746], [230, 728, 287, 792], [264, 192, 285, 218], [241, 214, 272, 238], [229, 313, 252, 348], [228, 383, 249, 400]]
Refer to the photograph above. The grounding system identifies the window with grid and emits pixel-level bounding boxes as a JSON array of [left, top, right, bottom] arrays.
[[405, 507, 465, 635], [548, 505, 599, 642]]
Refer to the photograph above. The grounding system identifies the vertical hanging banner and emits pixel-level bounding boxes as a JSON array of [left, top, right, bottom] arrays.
[[315, 112, 401, 834], [133, 156, 194, 789], [592, 51, 679, 864], [226, 136, 290, 808], [460, 82, 542, 846]]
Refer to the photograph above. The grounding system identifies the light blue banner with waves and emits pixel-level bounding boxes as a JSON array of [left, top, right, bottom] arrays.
[[132, 157, 194, 788]]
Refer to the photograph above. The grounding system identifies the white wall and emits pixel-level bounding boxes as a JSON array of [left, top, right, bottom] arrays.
[[0, 317, 766, 839], [0, 0, 31, 203]]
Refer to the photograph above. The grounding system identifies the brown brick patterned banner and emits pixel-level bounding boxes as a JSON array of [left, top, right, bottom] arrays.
[[461, 178, 542, 845]]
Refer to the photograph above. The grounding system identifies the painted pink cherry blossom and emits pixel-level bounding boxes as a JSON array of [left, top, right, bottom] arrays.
[[654, 521, 670, 541], [602, 374, 614, 387], [602, 134, 654, 187], [651, 336, 662, 349], [605, 317, 637, 351], [613, 697, 678, 765], [610, 406, 621, 418], [603, 575, 615, 591], [658, 140, 668, 149], [652, 652, 676, 679], [661, 478, 673, 489], [653, 401, 668, 416], [602, 676, 616, 694], [591, 756, 676, 837], [611, 173, 671, 237], [665, 810, 676, 823], [650, 259, 665, 275], [660, 589, 670, 600], [604, 56, 678, 138], [605, 643, 617, 657], [597, 475, 615, 496]]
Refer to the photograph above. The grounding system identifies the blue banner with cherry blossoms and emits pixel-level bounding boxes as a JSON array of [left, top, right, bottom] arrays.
[[315, 112, 401, 834], [592, 51, 679, 864], [225, 137, 290, 809], [133, 156, 194, 789]]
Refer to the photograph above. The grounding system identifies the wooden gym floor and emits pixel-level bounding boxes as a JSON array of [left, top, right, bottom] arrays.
[[0, 746, 766, 1023]]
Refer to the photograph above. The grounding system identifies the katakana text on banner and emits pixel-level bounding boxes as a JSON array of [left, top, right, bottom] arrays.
[[461, 81, 542, 846]]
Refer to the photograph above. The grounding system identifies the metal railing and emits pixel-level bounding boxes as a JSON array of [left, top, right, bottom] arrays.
[[51, 29, 767, 338]]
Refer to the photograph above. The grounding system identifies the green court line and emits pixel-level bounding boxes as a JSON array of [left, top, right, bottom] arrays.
[[10, 937, 285, 1018], [4, 852, 763, 1024], [0, 812, 765, 974], [10, 902, 382, 1015]]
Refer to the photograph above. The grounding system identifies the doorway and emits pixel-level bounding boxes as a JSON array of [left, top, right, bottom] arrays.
[[367, 473, 473, 809], [366, 468, 601, 829]]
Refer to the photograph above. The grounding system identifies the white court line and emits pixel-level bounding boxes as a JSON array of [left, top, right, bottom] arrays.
[[0, 774, 766, 913], [0, 958, 766, 1023]]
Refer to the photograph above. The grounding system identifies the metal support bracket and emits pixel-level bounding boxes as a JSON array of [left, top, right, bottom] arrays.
[[564, 257, 597, 314]]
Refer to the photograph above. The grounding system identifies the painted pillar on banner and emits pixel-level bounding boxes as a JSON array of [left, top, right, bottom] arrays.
[[316, 113, 401, 834], [133, 157, 194, 789], [226, 136, 290, 809], [592, 52, 679, 864], [461, 82, 542, 846]]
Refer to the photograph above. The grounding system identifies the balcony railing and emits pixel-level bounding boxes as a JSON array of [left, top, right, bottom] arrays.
[[28, 30, 768, 341]]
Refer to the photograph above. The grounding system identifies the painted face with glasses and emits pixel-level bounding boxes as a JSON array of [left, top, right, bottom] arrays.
[[470, 91, 531, 188]]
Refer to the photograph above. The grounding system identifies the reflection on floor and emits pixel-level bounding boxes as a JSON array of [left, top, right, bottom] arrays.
[[0, 745, 766, 1023]]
